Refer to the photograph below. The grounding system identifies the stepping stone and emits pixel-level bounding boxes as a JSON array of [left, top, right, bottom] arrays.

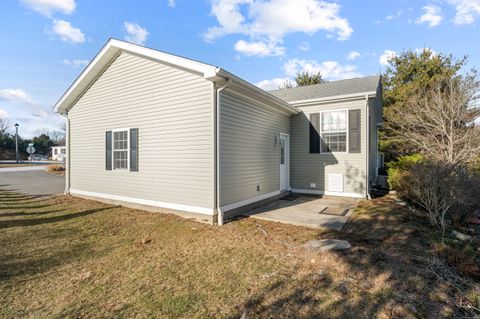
[[304, 239, 351, 251]]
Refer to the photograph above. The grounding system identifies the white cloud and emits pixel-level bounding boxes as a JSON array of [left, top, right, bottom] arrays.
[[234, 39, 285, 57], [379, 50, 397, 66], [257, 57, 362, 91], [204, 0, 352, 56], [124, 22, 149, 45], [0, 109, 8, 119], [284, 58, 361, 80], [50, 20, 85, 44], [256, 78, 290, 90], [0, 89, 35, 105], [299, 42, 310, 51], [168, 0, 175, 7], [20, 0, 76, 17], [448, 0, 480, 24], [0, 92, 64, 137], [33, 110, 49, 118], [346, 51, 361, 61], [386, 11, 402, 20], [62, 59, 89, 68], [416, 5, 443, 27], [375, 10, 403, 23]]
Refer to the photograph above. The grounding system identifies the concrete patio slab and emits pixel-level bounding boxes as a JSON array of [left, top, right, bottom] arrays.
[[245, 195, 359, 230]]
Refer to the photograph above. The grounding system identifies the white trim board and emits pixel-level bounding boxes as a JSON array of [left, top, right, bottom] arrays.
[[290, 188, 365, 199], [69, 189, 214, 215], [219, 190, 281, 213]]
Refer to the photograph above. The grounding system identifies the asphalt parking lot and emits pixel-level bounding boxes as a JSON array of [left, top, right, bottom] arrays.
[[0, 169, 65, 195]]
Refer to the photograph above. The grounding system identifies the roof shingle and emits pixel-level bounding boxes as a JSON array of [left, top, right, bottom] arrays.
[[269, 75, 380, 103]]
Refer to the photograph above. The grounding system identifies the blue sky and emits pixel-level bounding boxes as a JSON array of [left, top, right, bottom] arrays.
[[0, 0, 479, 137]]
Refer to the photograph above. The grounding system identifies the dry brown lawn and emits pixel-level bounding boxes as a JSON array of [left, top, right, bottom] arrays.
[[0, 189, 478, 318]]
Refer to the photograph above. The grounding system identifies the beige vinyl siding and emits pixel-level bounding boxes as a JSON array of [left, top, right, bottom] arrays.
[[219, 90, 290, 207], [291, 98, 368, 196], [68, 51, 214, 209]]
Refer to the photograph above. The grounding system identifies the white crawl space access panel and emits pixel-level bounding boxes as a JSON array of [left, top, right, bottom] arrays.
[[328, 173, 344, 192]]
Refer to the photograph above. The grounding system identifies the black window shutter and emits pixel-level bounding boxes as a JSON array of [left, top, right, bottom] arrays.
[[349, 109, 361, 153], [309, 113, 320, 153], [106, 131, 112, 170], [130, 128, 138, 172]]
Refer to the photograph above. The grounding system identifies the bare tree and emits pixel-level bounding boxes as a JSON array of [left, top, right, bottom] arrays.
[[0, 118, 10, 136], [404, 164, 452, 241], [34, 127, 66, 145], [391, 75, 480, 166], [49, 130, 65, 145], [34, 128, 50, 136]]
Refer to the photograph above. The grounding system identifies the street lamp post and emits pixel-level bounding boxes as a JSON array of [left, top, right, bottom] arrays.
[[15, 123, 19, 163]]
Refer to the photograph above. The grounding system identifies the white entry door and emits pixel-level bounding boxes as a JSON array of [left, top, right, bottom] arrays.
[[279, 133, 289, 191]]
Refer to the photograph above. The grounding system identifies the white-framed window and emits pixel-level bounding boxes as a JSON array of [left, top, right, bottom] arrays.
[[61, 148, 66, 154], [54, 149, 58, 155], [113, 129, 129, 170], [321, 110, 347, 153]]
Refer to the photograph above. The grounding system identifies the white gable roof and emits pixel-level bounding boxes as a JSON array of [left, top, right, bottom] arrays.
[[53, 39, 298, 115]]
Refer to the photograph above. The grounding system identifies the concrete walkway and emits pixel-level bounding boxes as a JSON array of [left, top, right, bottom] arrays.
[[245, 195, 359, 230]]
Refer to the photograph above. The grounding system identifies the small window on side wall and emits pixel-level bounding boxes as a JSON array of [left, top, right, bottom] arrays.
[[309, 109, 361, 154], [321, 110, 347, 153], [113, 130, 128, 170], [105, 128, 138, 171]]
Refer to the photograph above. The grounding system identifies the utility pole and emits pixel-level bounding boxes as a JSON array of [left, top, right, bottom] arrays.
[[15, 123, 19, 163]]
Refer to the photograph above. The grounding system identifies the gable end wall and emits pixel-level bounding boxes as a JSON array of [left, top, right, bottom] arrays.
[[68, 51, 214, 211]]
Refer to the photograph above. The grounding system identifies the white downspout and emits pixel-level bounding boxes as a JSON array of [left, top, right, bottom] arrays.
[[63, 112, 71, 195], [215, 79, 231, 225], [365, 95, 371, 199]]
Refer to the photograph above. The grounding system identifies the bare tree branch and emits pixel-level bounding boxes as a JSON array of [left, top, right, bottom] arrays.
[[391, 76, 480, 166], [0, 118, 11, 136]]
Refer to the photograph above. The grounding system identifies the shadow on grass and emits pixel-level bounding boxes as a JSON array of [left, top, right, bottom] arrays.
[[0, 188, 118, 281], [0, 194, 40, 199], [226, 196, 478, 318], [0, 204, 54, 210], [0, 209, 67, 217], [0, 197, 45, 205], [0, 207, 116, 229], [0, 195, 50, 206], [0, 242, 93, 280], [0, 198, 48, 204]]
